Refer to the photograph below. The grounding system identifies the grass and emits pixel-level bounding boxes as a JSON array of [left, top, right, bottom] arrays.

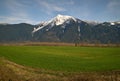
[[0, 58, 119, 81], [0, 46, 120, 72]]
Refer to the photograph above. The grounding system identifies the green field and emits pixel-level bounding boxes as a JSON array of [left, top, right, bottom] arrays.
[[0, 46, 120, 72]]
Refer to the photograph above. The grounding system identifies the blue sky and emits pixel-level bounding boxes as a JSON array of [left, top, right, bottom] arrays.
[[0, 0, 120, 24]]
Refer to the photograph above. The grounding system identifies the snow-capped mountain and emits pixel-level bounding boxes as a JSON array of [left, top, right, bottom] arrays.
[[32, 14, 120, 43], [32, 14, 80, 34], [33, 14, 120, 34], [100, 21, 120, 27], [0, 14, 119, 43], [51, 14, 77, 25], [32, 14, 84, 42], [110, 21, 120, 25]]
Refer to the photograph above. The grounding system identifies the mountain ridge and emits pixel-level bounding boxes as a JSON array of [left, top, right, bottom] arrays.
[[33, 14, 120, 34], [0, 14, 120, 43]]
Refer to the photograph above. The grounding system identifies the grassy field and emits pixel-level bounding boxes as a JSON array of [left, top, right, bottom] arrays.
[[0, 46, 120, 72]]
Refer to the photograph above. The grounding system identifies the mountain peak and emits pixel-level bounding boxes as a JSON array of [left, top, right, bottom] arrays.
[[55, 14, 73, 19], [53, 14, 77, 25], [56, 14, 64, 17], [33, 14, 78, 33]]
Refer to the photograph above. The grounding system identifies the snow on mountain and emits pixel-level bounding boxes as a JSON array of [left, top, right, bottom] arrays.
[[117, 22, 120, 24], [114, 21, 120, 24], [109, 21, 120, 25], [32, 26, 44, 33], [32, 21, 50, 34], [78, 26, 81, 37], [52, 14, 77, 25], [32, 14, 77, 33], [32, 14, 119, 35], [110, 22, 115, 25]]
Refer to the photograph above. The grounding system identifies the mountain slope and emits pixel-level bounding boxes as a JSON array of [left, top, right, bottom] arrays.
[[32, 14, 120, 43], [0, 14, 120, 43], [32, 14, 78, 34], [0, 23, 34, 42], [32, 14, 83, 42]]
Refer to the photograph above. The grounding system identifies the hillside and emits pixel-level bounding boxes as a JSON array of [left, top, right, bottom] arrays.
[[0, 15, 120, 43], [0, 23, 34, 42]]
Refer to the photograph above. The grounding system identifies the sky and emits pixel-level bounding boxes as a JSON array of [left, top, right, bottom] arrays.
[[0, 0, 120, 24]]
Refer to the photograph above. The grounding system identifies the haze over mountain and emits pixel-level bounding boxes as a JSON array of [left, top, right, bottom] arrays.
[[0, 14, 120, 43]]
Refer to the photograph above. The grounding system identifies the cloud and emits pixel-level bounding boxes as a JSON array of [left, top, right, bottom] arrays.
[[37, 0, 66, 15], [59, 0, 74, 5], [42, 1, 66, 12], [108, 0, 120, 8], [0, 0, 75, 24], [5, 0, 26, 14], [0, 16, 38, 25], [107, 0, 120, 14], [1, 0, 37, 24]]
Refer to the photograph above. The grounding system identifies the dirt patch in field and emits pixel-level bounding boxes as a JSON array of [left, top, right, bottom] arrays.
[[0, 42, 120, 47], [0, 58, 120, 81]]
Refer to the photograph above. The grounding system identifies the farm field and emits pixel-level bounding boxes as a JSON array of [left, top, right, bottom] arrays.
[[0, 46, 120, 72]]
